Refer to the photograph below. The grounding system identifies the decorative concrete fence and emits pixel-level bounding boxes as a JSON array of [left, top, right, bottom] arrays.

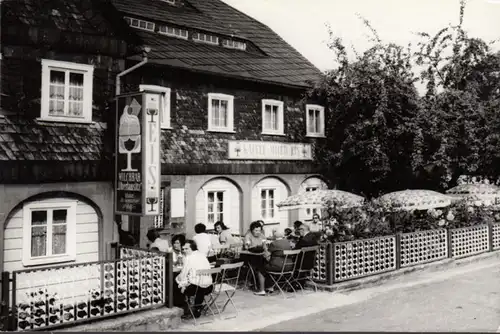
[[313, 223, 499, 286], [0, 246, 173, 332]]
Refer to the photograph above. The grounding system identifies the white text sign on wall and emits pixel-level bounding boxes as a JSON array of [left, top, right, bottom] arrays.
[[228, 140, 313, 160]]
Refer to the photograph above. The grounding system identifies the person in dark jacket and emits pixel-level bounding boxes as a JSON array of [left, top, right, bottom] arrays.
[[254, 230, 292, 296], [294, 224, 320, 249]]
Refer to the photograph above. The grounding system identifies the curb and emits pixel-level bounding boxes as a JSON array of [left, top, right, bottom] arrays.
[[311, 250, 500, 292]]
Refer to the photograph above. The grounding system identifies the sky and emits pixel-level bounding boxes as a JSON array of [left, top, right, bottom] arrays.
[[221, 0, 500, 73]]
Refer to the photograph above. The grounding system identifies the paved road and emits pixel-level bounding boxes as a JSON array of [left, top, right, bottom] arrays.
[[261, 263, 500, 332]]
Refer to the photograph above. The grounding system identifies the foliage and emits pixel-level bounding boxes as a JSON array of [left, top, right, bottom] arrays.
[[311, 24, 421, 198], [313, 1, 500, 197], [412, 0, 500, 189]]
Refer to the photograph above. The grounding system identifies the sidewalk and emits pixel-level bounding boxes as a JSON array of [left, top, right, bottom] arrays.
[[176, 254, 500, 331]]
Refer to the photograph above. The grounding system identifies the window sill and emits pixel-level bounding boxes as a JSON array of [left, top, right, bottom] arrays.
[[22, 256, 76, 267], [36, 117, 94, 125], [261, 131, 286, 136], [207, 129, 236, 134], [161, 125, 173, 130], [306, 133, 326, 138]]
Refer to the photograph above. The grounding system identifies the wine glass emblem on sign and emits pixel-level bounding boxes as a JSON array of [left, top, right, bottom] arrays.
[[118, 98, 142, 172]]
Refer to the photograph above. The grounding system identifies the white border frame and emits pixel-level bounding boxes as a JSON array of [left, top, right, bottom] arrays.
[[140, 84, 172, 129], [207, 93, 235, 133], [22, 200, 77, 267], [40, 59, 94, 124], [305, 104, 325, 138], [261, 99, 285, 135]]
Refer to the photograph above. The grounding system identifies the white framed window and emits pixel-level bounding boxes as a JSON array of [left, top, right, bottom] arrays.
[[193, 32, 219, 45], [261, 99, 284, 135], [306, 104, 325, 137], [158, 25, 188, 39], [139, 84, 171, 129], [207, 93, 234, 132], [40, 59, 94, 123], [207, 191, 225, 225], [22, 201, 77, 266], [260, 189, 275, 220], [124, 16, 155, 32], [305, 187, 318, 216], [222, 39, 247, 51]]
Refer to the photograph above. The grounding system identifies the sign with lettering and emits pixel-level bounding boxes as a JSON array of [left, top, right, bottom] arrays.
[[227, 140, 313, 160], [115, 91, 161, 216]]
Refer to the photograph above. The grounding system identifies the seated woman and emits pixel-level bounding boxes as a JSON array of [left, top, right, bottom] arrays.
[[243, 221, 266, 252], [254, 230, 292, 296], [147, 229, 171, 253], [175, 240, 213, 318], [214, 221, 236, 245], [171, 234, 186, 266]]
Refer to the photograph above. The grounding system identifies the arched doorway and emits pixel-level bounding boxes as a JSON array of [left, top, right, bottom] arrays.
[[195, 177, 242, 234], [298, 176, 328, 222], [251, 177, 291, 235]]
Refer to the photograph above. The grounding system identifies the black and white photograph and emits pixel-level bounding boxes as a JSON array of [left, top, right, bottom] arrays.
[[0, 0, 499, 331]]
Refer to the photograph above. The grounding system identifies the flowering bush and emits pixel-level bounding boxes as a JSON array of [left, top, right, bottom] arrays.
[[320, 197, 496, 242]]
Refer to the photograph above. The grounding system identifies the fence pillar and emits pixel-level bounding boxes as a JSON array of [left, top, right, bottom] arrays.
[[327, 243, 334, 285], [165, 252, 173, 308], [1, 272, 10, 331], [111, 242, 120, 260], [395, 233, 401, 270], [487, 223, 494, 252], [447, 229, 453, 258]]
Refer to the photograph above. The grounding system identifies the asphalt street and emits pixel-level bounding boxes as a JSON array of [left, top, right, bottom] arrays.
[[261, 262, 500, 332]]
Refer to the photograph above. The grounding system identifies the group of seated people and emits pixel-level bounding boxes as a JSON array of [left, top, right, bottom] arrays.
[[242, 220, 321, 296], [145, 219, 322, 317]]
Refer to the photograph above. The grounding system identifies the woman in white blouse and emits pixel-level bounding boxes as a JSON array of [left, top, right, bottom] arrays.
[[175, 240, 213, 318]]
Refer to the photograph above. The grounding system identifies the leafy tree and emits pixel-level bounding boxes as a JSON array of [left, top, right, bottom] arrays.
[[413, 0, 500, 189], [311, 19, 420, 198]]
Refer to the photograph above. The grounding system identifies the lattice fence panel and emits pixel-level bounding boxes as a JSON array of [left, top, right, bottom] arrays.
[[400, 229, 448, 268], [450, 225, 489, 259], [312, 243, 328, 283], [492, 223, 500, 251], [13, 254, 166, 332], [333, 236, 396, 282]]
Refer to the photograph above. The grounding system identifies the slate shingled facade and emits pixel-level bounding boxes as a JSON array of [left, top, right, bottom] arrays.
[[0, 0, 137, 272], [111, 0, 329, 242]]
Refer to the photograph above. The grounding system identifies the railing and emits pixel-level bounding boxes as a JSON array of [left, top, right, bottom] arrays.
[[312, 223, 500, 285], [0, 245, 173, 331]]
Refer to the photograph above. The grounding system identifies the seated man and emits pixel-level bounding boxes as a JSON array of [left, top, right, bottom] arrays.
[[254, 230, 292, 296], [293, 224, 321, 288], [175, 240, 213, 318]]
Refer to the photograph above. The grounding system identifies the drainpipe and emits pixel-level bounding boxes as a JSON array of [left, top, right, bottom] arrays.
[[115, 46, 151, 96]]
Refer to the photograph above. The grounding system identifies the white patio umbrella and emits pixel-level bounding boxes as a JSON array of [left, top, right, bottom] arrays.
[[276, 189, 365, 211], [446, 183, 500, 207], [376, 189, 454, 211]]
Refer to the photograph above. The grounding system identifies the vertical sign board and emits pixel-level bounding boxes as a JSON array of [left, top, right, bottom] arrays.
[[115, 91, 161, 216]]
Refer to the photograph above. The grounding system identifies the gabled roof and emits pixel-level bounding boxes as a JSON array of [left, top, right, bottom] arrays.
[[1, 0, 139, 56], [112, 0, 323, 88]]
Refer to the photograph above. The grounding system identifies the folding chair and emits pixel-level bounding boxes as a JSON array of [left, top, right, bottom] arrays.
[[212, 261, 244, 319], [292, 246, 320, 294], [266, 250, 301, 299], [184, 267, 222, 326]]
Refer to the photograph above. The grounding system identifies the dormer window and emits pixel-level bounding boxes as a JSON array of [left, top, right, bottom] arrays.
[[223, 39, 247, 51], [40, 59, 94, 123], [159, 25, 188, 39], [193, 32, 219, 45], [124, 16, 155, 32]]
